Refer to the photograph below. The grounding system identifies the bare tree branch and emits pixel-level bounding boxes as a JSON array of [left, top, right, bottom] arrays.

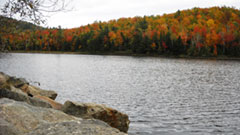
[[0, 0, 71, 25]]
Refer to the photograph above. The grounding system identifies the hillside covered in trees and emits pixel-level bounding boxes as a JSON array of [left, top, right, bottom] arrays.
[[0, 16, 43, 33], [1, 7, 240, 56]]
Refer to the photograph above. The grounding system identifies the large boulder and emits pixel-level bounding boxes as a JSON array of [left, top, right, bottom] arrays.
[[0, 72, 57, 100], [20, 84, 57, 100], [7, 76, 29, 88], [0, 98, 127, 135], [0, 72, 9, 87], [34, 95, 63, 110], [62, 101, 130, 133], [0, 72, 130, 134], [32, 86, 57, 100], [0, 88, 52, 108], [0, 72, 61, 110]]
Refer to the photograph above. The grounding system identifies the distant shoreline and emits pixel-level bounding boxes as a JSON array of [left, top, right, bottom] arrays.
[[7, 50, 240, 61]]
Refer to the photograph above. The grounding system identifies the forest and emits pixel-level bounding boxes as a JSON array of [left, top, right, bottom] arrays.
[[0, 6, 240, 57]]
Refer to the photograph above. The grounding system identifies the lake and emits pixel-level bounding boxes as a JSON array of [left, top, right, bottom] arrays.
[[0, 53, 240, 135]]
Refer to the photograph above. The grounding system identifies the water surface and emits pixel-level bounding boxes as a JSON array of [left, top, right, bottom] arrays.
[[0, 53, 240, 135]]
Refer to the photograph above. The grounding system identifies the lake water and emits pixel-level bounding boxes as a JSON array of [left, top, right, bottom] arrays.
[[0, 53, 240, 135]]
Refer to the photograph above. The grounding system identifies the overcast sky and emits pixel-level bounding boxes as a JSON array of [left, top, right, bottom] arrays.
[[1, 0, 240, 28]]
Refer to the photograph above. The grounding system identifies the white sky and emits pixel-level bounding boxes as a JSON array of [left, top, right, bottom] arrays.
[[1, 0, 240, 28], [46, 0, 240, 28]]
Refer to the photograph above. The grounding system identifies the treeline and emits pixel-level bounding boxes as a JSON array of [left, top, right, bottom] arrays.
[[1, 6, 240, 56]]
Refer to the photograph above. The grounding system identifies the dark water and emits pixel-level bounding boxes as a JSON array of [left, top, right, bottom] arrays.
[[1, 53, 240, 135]]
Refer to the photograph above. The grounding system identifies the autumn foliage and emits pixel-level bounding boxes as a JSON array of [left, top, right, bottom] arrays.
[[1, 6, 240, 56]]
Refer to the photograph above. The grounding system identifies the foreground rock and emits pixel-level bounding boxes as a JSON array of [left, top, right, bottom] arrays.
[[0, 73, 62, 110], [0, 88, 52, 108], [7, 76, 29, 88], [0, 72, 60, 109], [0, 98, 127, 135], [34, 95, 63, 110], [20, 84, 57, 100], [0, 72, 9, 86], [0, 72, 57, 100], [62, 101, 130, 133], [0, 72, 130, 133]]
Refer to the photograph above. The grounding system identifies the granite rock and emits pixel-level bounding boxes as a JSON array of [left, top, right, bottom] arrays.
[[62, 101, 130, 133], [0, 98, 127, 135]]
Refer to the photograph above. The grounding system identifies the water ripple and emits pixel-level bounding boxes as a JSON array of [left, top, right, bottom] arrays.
[[0, 53, 240, 135]]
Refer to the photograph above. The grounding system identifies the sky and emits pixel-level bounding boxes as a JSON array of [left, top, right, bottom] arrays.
[[1, 0, 240, 28]]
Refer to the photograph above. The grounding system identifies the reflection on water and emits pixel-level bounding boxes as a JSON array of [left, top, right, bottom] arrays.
[[0, 53, 240, 135]]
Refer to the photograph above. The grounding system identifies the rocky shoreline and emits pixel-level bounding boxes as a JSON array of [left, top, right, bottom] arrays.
[[0, 72, 130, 135]]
